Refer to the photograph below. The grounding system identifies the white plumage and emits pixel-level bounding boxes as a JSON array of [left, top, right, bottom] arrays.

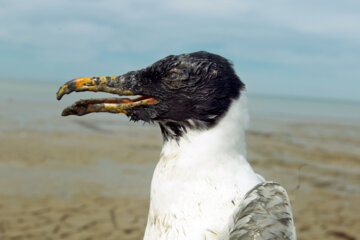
[[144, 95, 296, 239]]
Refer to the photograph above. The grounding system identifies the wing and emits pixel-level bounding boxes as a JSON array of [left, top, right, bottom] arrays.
[[226, 182, 296, 240]]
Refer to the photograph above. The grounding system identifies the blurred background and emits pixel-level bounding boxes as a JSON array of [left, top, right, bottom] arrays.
[[0, 0, 359, 239]]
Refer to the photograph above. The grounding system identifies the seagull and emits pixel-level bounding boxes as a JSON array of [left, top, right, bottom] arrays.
[[56, 51, 296, 240]]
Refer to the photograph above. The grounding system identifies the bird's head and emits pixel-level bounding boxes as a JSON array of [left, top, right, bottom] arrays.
[[57, 51, 245, 141]]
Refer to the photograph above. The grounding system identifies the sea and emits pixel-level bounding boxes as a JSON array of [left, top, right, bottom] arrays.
[[1, 78, 359, 133]]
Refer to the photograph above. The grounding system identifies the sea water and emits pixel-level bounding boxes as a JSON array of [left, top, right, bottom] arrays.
[[1, 79, 359, 132]]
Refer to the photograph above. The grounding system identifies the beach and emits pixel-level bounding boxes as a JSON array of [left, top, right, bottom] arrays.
[[0, 80, 359, 240]]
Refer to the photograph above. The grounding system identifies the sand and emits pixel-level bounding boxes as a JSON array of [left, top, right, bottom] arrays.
[[0, 94, 359, 240]]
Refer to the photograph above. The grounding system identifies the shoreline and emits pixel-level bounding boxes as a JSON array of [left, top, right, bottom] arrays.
[[0, 92, 359, 239]]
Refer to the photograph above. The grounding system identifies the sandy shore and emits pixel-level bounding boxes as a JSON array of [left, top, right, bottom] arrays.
[[0, 92, 359, 239]]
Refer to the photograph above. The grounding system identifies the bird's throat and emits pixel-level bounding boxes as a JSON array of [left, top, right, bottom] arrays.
[[160, 95, 249, 160], [144, 95, 261, 239]]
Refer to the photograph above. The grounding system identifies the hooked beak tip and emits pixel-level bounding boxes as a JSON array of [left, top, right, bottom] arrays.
[[56, 84, 69, 100]]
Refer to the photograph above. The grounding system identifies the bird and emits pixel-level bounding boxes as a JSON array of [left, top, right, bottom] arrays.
[[56, 51, 296, 240]]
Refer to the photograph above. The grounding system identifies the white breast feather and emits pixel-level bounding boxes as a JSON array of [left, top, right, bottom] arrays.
[[144, 95, 265, 240]]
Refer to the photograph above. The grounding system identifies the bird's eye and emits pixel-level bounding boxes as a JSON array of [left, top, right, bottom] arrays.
[[167, 71, 179, 80]]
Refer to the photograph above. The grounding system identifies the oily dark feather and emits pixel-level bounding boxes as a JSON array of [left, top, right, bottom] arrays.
[[227, 182, 296, 240], [127, 51, 245, 141]]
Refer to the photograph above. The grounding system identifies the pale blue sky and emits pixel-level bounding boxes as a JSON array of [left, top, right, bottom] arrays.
[[0, 0, 359, 101]]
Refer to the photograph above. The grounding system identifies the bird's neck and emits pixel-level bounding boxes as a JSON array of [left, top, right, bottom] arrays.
[[144, 95, 262, 239], [161, 94, 249, 162]]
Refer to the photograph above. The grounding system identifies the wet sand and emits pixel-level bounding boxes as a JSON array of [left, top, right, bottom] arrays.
[[0, 87, 359, 239]]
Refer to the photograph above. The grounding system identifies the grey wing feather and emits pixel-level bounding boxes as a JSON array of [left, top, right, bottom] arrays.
[[227, 182, 296, 240]]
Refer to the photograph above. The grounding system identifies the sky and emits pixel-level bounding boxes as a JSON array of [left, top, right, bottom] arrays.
[[0, 0, 359, 101]]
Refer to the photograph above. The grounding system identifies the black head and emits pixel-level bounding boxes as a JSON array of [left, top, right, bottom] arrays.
[[57, 51, 245, 141], [129, 51, 245, 140]]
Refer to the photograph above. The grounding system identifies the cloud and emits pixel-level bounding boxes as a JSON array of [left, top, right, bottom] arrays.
[[0, 0, 359, 100]]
